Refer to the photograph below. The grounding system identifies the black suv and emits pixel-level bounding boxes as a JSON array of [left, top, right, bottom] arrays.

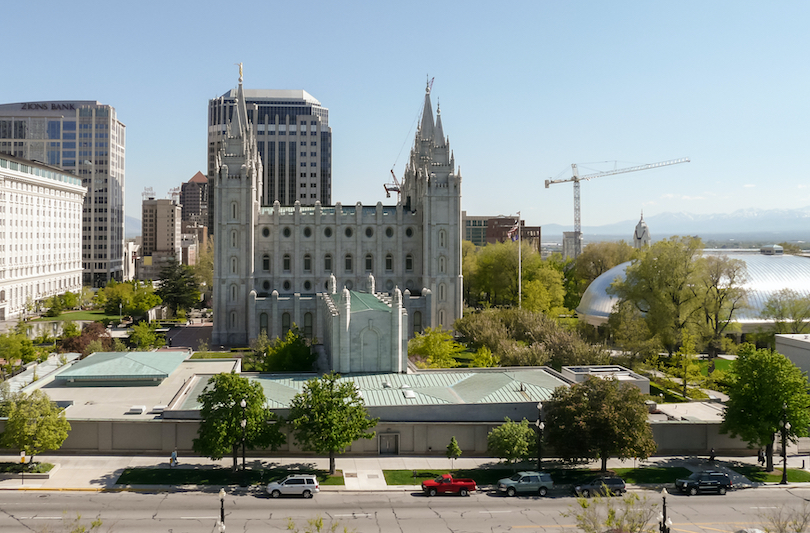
[[675, 471, 732, 495]]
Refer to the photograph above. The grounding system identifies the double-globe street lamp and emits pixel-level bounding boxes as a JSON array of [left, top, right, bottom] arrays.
[[536, 402, 545, 471], [781, 402, 791, 485], [658, 488, 672, 533], [218, 487, 226, 531], [240, 398, 247, 472]]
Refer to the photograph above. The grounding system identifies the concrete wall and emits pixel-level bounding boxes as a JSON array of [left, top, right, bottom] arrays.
[[0, 417, 760, 458]]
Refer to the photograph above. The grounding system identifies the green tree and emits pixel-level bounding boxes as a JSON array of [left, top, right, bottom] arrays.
[[721, 344, 810, 471], [44, 294, 65, 317], [0, 389, 71, 462], [97, 280, 161, 318], [128, 321, 165, 350], [469, 346, 499, 368], [62, 291, 79, 310], [288, 372, 378, 474], [0, 333, 36, 377], [673, 332, 703, 399], [192, 372, 285, 470], [698, 255, 748, 359], [562, 492, 658, 533], [761, 288, 810, 334], [446, 436, 462, 468], [777, 242, 804, 255], [544, 377, 656, 472], [461, 240, 479, 306], [193, 237, 214, 291], [455, 308, 607, 370], [607, 300, 662, 366], [575, 241, 637, 287], [59, 322, 112, 356], [486, 417, 536, 467], [157, 258, 201, 316], [259, 327, 316, 372], [407, 327, 463, 368], [609, 236, 704, 354]]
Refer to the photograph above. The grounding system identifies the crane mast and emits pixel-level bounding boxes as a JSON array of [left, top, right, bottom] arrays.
[[544, 157, 690, 259]]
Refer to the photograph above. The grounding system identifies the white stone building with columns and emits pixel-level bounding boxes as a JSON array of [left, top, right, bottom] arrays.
[[211, 75, 463, 370]]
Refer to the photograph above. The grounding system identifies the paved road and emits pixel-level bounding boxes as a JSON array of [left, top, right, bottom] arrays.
[[1, 487, 807, 533]]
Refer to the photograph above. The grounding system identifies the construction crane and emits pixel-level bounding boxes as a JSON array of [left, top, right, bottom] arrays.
[[545, 157, 690, 259], [384, 168, 402, 200]]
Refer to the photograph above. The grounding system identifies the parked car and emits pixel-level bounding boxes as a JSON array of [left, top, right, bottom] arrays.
[[421, 473, 477, 496], [497, 471, 554, 497], [572, 476, 626, 497], [266, 474, 320, 498], [675, 471, 732, 495]]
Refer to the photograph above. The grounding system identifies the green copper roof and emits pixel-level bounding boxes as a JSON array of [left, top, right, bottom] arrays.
[[56, 351, 188, 382], [332, 290, 391, 312]]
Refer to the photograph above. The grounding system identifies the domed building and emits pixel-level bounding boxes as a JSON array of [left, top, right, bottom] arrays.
[[577, 249, 810, 333]]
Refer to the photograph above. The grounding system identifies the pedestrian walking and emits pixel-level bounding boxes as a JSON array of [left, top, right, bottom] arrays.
[[170, 449, 178, 467], [709, 448, 716, 462], [758, 448, 765, 466]]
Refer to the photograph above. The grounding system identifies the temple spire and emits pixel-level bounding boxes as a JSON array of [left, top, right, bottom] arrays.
[[434, 101, 445, 146], [420, 80, 434, 140]]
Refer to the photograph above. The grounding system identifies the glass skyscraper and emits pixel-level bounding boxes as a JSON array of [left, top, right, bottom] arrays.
[[0, 101, 125, 287], [208, 89, 331, 225]]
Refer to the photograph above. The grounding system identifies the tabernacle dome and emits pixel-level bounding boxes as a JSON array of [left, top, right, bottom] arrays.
[[576, 250, 810, 332]]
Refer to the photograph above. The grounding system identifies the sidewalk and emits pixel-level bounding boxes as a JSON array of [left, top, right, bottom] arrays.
[[0, 453, 806, 492]]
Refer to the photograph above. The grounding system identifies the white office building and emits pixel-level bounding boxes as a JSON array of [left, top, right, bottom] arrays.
[[0, 154, 86, 320], [0, 101, 125, 287]]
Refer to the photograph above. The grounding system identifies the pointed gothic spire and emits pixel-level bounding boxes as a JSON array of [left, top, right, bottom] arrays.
[[231, 71, 249, 138], [434, 101, 445, 146], [420, 81, 434, 140]]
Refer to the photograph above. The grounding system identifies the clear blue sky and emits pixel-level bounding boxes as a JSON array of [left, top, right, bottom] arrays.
[[4, 1, 809, 229]]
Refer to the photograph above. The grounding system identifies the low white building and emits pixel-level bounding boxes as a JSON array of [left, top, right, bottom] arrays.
[[0, 154, 85, 320]]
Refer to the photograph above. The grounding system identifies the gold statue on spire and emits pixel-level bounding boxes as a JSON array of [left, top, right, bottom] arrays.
[[235, 62, 243, 83]]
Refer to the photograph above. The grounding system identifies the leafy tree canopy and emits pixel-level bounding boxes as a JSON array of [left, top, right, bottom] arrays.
[[57, 322, 113, 356], [95, 280, 162, 318], [288, 372, 378, 474], [128, 321, 165, 351], [258, 327, 316, 372], [455, 308, 607, 370], [544, 377, 656, 472], [487, 417, 536, 466], [760, 288, 810, 334], [157, 258, 201, 316], [0, 389, 71, 461], [407, 327, 463, 368], [721, 344, 810, 470], [192, 372, 284, 470]]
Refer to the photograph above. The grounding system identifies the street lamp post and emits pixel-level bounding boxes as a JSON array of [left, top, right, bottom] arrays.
[[658, 488, 672, 533], [119, 302, 122, 325], [240, 398, 247, 472], [218, 487, 226, 529], [781, 402, 790, 485], [536, 402, 544, 471]]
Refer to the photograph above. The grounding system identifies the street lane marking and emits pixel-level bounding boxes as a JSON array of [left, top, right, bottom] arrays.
[[334, 514, 372, 518], [480, 510, 512, 513], [180, 517, 219, 520]]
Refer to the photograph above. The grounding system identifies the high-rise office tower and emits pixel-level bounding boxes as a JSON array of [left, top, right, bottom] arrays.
[[207, 89, 331, 227], [0, 101, 126, 287]]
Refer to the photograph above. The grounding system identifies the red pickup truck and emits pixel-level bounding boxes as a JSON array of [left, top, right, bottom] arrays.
[[421, 474, 477, 496]]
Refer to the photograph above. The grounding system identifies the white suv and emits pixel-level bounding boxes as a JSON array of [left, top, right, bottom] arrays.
[[266, 474, 320, 498]]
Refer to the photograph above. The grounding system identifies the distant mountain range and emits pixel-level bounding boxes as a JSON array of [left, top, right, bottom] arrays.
[[125, 216, 141, 240], [541, 206, 810, 243], [124, 206, 810, 243]]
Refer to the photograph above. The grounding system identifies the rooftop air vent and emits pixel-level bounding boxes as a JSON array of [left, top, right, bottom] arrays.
[[403, 390, 416, 399], [382, 381, 392, 388]]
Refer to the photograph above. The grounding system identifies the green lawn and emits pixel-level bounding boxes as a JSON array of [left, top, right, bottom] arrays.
[[0, 462, 54, 474], [32, 310, 117, 322], [728, 464, 810, 483], [116, 466, 343, 486], [700, 358, 733, 375], [190, 351, 236, 359]]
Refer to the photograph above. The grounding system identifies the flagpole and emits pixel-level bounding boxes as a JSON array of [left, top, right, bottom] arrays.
[[517, 212, 522, 309]]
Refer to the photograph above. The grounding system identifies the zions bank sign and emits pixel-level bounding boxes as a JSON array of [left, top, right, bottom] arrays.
[[20, 103, 76, 111]]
